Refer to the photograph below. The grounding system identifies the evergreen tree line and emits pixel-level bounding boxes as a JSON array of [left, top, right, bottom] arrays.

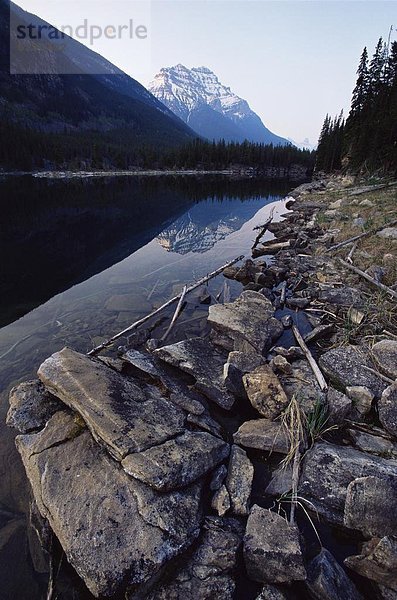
[[0, 119, 315, 173], [316, 36, 397, 174]]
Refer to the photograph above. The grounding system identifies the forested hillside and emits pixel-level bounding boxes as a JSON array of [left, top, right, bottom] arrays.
[[316, 37, 397, 174]]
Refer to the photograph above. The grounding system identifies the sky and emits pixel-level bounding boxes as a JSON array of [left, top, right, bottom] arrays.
[[13, 0, 397, 144]]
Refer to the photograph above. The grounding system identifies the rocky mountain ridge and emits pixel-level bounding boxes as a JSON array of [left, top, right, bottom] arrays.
[[149, 64, 289, 145]]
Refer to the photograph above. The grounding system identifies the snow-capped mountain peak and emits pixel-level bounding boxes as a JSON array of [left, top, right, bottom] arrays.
[[148, 65, 289, 145]]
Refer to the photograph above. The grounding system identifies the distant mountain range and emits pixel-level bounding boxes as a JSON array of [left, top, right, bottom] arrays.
[[149, 64, 289, 146], [148, 64, 290, 145], [0, 1, 196, 169], [288, 137, 317, 151]]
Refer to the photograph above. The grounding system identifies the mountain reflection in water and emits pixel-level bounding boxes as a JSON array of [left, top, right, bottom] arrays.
[[0, 174, 293, 600]]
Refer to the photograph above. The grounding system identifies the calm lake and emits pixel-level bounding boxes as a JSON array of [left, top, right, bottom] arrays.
[[0, 175, 293, 599]]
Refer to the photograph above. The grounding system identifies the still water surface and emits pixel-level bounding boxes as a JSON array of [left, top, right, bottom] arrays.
[[0, 175, 292, 599]]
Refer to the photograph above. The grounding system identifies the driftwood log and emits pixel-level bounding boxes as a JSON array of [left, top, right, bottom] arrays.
[[88, 254, 245, 356]]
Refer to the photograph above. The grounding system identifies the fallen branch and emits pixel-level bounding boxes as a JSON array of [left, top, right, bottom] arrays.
[[251, 207, 275, 250], [252, 240, 291, 258], [292, 324, 328, 391], [346, 241, 358, 264], [339, 258, 397, 300], [87, 255, 244, 356], [160, 285, 187, 342]]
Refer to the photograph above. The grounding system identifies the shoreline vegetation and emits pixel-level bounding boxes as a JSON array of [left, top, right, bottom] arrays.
[[6, 173, 397, 599]]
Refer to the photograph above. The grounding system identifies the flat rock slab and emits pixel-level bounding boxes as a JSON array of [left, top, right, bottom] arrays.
[[208, 291, 283, 355], [371, 340, 397, 380], [16, 413, 203, 598], [7, 380, 63, 434], [38, 348, 186, 460], [344, 476, 397, 538], [300, 442, 397, 525], [234, 419, 290, 454], [121, 432, 229, 491], [319, 345, 386, 398], [123, 349, 206, 415], [154, 338, 235, 410], [244, 505, 306, 585]]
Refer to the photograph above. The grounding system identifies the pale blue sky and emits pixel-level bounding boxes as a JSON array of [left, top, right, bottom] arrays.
[[14, 0, 397, 143]]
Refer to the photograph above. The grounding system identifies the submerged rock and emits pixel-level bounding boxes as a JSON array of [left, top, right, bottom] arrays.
[[154, 338, 235, 410], [319, 345, 386, 398], [16, 413, 203, 598], [243, 505, 306, 585], [225, 445, 253, 516], [345, 537, 397, 591], [243, 365, 289, 420], [306, 548, 363, 600], [121, 432, 229, 492], [208, 291, 283, 355], [372, 340, 397, 380], [38, 348, 186, 460], [300, 442, 397, 525], [7, 380, 62, 434]]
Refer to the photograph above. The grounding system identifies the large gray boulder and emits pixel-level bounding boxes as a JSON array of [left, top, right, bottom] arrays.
[[144, 517, 244, 600], [306, 548, 363, 600], [121, 432, 229, 491], [16, 412, 203, 598], [300, 442, 397, 525], [243, 505, 306, 585], [243, 365, 289, 420], [345, 536, 397, 591], [319, 345, 386, 398], [7, 380, 62, 433], [38, 348, 186, 460], [208, 291, 283, 355], [372, 340, 397, 380], [154, 338, 235, 410], [344, 476, 397, 538], [379, 383, 397, 439]]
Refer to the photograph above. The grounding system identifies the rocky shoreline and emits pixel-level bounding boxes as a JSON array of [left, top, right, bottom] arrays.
[[6, 177, 397, 599]]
